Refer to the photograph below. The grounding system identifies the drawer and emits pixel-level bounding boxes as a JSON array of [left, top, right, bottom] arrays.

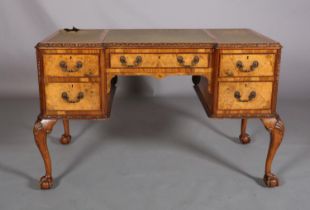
[[45, 83, 101, 111], [219, 54, 275, 77], [43, 54, 99, 77], [110, 53, 209, 68], [218, 82, 273, 110]]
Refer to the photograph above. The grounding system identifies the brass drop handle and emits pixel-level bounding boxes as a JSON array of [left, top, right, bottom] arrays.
[[61, 91, 84, 103], [236, 60, 259, 72], [177, 55, 200, 68], [234, 91, 256, 102], [120, 56, 142, 67], [59, 61, 83, 72]]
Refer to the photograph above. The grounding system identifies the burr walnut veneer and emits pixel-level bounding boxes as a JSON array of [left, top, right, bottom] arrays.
[[34, 29, 285, 189]]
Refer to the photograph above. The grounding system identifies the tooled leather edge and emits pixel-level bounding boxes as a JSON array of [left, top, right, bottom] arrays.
[[36, 42, 216, 48], [35, 42, 281, 49], [35, 42, 105, 48]]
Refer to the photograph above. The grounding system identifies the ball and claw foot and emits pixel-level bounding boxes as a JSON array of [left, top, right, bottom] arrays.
[[239, 133, 251, 144], [40, 175, 54, 189], [264, 173, 279, 188], [60, 134, 71, 145]]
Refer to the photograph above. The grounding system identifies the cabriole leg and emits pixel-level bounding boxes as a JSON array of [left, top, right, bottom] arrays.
[[60, 118, 71, 145], [33, 118, 57, 189], [261, 115, 285, 187], [239, 118, 251, 144]]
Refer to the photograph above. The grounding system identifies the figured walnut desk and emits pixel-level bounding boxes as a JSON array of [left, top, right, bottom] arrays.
[[34, 29, 285, 189]]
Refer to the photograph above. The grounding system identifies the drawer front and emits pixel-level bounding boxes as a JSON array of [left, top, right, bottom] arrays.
[[219, 54, 275, 77], [218, 82, 273, 110], [110, 53, 209, 68], [45, 83, 100, 111], [43, 54, 99, 77]]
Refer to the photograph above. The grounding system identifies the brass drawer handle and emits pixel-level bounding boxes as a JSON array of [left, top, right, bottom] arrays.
[[120, 56, 142, 67], [234, 91, 256, 102], [59, 61, 83, 72], [236, 60, 259, 72], [177, 55, 200, 68], [61, 91, 84, 103]]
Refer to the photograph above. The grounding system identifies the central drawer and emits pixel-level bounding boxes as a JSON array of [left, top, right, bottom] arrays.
[[45, 82, 101, 111], [110, 53, 209, 68]]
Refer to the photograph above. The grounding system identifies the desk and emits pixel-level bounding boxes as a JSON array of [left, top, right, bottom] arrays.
[[34, 29, 285, 189]]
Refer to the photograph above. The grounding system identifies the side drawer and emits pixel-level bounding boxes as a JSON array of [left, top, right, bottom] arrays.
[[43, 54, 100, 77], [219, 54, 275, 77], [45, 82, 101, 111], [217, 82, 273, 110], [110, 53, 209, 68]]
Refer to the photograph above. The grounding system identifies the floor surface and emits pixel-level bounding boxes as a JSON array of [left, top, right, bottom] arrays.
[[0, 97, 309, 210]]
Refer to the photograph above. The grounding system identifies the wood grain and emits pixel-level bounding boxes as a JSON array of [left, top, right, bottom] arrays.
[[217, 82, 273, 110], [219, 53, 275, 77], [45, 82, 101, 111], [110, 53, 209, 68], [43, 54, 99, 77]]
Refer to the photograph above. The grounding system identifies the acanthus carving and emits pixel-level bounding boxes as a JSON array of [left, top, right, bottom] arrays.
[[262, 115, 285, 134]]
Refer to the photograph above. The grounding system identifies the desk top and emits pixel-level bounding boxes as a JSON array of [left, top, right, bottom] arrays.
[[38, 29, 280, 48]]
